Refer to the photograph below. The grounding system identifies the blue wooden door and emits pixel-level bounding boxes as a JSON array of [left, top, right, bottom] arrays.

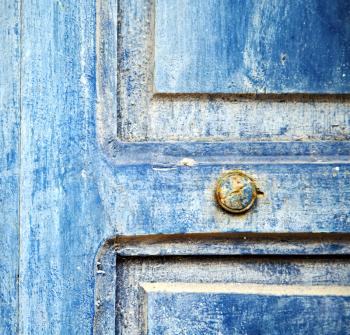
[[1, 0, 350, 334]]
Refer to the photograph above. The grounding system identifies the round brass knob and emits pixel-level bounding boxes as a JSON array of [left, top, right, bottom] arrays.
[[215, 170, 257, 214]]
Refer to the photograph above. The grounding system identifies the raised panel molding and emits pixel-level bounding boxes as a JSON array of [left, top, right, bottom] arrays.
[[94, 234, 350, 334], [97, 0, 350, 143]]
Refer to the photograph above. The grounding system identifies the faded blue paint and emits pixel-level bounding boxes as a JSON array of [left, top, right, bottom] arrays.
[[100, 0, 350, 143], [95, 237, 350, 334], [19, 1, 103, 334], [155, 0, 350, 93], [0, 1, 20, 334], [147, 292, 350, 334], [0, 0, 348, 333], [100, 143, 350, 234]]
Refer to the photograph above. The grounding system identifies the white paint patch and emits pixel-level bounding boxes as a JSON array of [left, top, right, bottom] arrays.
[[177, 158, 197, 167]]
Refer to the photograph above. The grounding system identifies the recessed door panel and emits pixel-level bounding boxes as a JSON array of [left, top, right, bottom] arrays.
[[145, 283, 350, 335], [98, 1, 350, 143], [92, 1, 350, 334], [11, 0, 350, 334], [154, 0, 350, 93], [111, 253, 350, 334]]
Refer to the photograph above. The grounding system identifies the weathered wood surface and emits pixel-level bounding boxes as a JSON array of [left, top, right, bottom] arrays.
[[99, 160, 350, 234], [147, 287, 350, 334], [96, 0, 350, 234], [99, 1, 350, 143], [155, 0, 350, 93], [3, 0, 349, 333], [0, 1, 20, 333], [110, 255, 350, 334], [113, 234, 350, 257], [19, 1, 102, 334], [94, 235, 350, 334]]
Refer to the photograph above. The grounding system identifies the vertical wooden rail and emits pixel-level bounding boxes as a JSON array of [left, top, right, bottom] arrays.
[[0, 1, 21, 333]]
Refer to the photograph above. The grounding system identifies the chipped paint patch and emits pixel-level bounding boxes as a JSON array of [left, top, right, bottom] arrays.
[[177, 158, 197, 167]]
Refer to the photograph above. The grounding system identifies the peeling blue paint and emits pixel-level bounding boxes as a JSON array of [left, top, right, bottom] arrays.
[[0, 1, 20, 334], [1, 0, 349, 333], [155, 0, 350, 93], [148, 292, 350, 334]]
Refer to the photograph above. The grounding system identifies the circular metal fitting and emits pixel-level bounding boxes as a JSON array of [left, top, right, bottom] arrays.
[[215, 170, 257, 214]]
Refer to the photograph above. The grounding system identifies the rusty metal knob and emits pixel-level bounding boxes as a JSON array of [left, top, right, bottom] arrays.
[[215, 170, 257, 214]]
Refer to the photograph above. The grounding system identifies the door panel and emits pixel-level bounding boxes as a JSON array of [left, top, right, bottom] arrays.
[[95, 0, 350, 334], [98, 1, 350, 143], [115, 254, 350, 334], [155, 0, 350, 94], [97, 0, 350, 235], [93, 1, 350, 334], [94, 235, 350, 334], [12, 0, 350, 334], [146, 285, 350, 335]]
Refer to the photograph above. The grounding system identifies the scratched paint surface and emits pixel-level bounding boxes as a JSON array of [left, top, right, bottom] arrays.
[[100, 1, 350, 143], [147, 292, 350, 334], [0, 1, 20, 333], [2, 0, 349, 334], [155, 0, 350, 93], [19, 1, 103, 334], [111, 255, 350, 334]]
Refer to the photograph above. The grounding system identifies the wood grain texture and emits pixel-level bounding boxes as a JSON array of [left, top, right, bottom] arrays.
[[155, 0, 350, 93], [19, 0, 104, 333], [147, 289, 350, 334], [98, 0, 350, 143], [9, 0, 350, 333], [112, 255, 350, 334], [0, 1, 20, 333], [99, 160, 350, 234], [94, 235, 350, 334]]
